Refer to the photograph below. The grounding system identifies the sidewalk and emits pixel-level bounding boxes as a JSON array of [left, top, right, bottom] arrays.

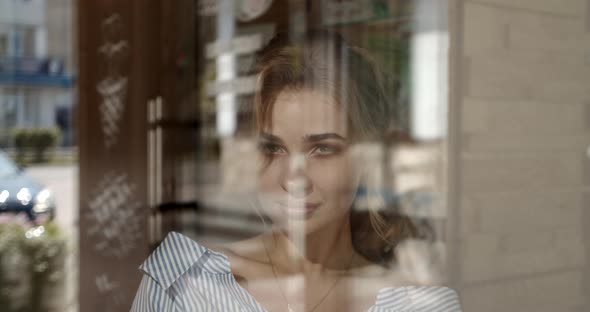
[[2, 146, 78, 165]]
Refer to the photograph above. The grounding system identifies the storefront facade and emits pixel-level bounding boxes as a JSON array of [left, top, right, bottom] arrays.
[[76, 1, 590, 311]]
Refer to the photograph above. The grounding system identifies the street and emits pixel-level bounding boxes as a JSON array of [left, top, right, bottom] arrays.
[[25, 164, 78, 235]]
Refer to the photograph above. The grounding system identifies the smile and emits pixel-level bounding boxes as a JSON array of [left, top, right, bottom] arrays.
[[277, 202, 321, 217]]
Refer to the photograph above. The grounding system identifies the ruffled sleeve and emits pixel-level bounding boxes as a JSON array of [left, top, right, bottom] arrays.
[[368, 286, 462, 312]]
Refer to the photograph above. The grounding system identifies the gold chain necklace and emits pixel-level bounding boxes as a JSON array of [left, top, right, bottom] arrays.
[[261, 234, 355, 312]]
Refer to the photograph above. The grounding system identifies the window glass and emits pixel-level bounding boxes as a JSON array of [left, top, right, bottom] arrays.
[[173, 1, 454, 310]]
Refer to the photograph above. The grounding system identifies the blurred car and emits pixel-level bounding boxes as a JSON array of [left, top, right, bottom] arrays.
[[0, 151, 55, 222]]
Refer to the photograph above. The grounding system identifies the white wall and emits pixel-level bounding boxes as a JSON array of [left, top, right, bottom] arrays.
[[454, 0, 590, 311]]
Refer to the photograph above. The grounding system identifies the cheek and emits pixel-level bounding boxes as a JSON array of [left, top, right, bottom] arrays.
[[309, 157, 360, 199], [256, 159, 284, 192]]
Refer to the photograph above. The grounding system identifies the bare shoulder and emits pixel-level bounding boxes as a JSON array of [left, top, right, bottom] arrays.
[[198, 241, 232, 264], [349, 254, 388, 277], [348, 257, 413, 290], [201, 236, 270, 287], [206, 235, 269, 270], [223, 235, 270, 265]]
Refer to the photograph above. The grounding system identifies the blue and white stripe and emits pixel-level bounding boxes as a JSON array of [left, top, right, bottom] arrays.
[[131, 232, 462, 311]]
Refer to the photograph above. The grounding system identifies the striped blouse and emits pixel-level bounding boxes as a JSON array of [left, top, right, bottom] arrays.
[[131, 232, 462, 311]]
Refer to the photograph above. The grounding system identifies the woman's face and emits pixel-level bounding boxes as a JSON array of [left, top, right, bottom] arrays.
[[256, 89, 362, 234]]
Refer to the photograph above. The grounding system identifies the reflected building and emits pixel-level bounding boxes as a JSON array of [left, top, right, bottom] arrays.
[[0, 0, 75, 147]]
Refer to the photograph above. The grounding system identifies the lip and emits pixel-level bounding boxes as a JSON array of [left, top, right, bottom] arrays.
[[278, 202, 321, 217]]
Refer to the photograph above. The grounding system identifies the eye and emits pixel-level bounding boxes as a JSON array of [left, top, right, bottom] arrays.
[[258, 142, 286, 156], [310, 144, 340, 156]]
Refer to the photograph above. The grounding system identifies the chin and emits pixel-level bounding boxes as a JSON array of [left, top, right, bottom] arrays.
[[269, 209, 349, 237]]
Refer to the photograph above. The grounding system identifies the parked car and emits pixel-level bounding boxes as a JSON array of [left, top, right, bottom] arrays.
[[0, 151, 55, 222]]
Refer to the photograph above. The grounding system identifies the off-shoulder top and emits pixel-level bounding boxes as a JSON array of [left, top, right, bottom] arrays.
[[131, 232, 462, 311]]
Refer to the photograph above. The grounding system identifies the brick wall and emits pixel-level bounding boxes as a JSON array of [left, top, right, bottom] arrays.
[[456, 0, 590, 311]]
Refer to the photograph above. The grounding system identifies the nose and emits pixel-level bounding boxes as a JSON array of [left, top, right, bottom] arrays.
[[280, 153, 312, 198]]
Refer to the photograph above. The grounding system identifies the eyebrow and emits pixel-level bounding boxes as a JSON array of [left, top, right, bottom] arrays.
[[302, 133, 347, 143], [259, 132, 347, 143], [259, 132, 284, 143]]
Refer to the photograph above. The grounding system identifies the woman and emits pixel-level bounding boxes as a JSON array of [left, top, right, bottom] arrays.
[[132, 30, 461, 312]]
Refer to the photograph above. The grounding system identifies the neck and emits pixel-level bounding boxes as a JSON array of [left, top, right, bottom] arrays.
[[266, 216, 356, 275]]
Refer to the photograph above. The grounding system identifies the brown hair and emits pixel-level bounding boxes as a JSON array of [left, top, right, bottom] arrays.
[[251, 30, 420, 266]]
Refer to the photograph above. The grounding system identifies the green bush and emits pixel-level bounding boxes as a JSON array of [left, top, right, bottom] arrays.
[[0, 221, 26, 311], [12, 128, 32, 165], [11, 128, 60, 164], [0, 216, 67, 312]]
